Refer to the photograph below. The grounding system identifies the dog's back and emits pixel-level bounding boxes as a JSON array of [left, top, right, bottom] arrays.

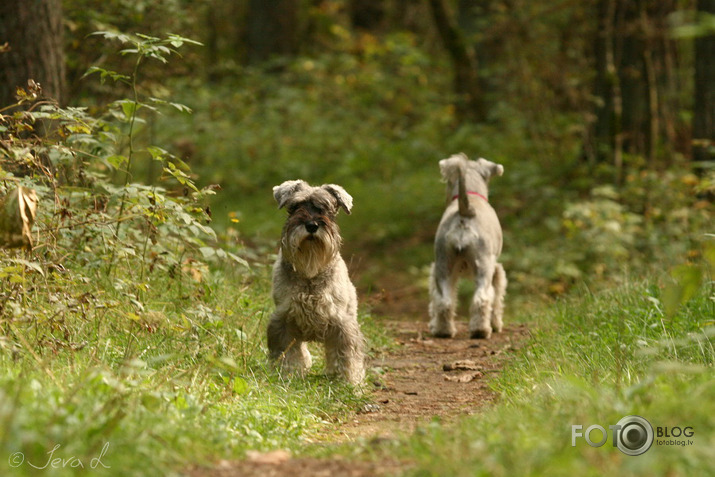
[[436, 199, 502, 274], [430, 153, 507, 339]]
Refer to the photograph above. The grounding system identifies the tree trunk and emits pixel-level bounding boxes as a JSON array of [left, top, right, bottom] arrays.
[[617, 0, 647, 161], [0, 0, 65, 107], [638, 0, 659, 164], [592, 0, 623, 175], [427, 0, 485, 123], [246, 0, 299, 65], [349, 0, 385, 31], [693, 0, 715, 164], [205, 3, 220, 82]]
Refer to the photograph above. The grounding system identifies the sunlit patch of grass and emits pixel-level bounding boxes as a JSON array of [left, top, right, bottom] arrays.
[[394, 278, 714, 476], [0, 263, 377, 476]]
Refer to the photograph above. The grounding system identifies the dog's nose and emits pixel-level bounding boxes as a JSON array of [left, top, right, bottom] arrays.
[[305, 221, 319, 234]]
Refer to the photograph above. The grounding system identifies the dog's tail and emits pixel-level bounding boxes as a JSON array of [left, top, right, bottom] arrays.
[[457, 164, 476, 218]]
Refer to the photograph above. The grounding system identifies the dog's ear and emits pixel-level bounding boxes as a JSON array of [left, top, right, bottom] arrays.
[[439, 153, 469, 183], [321, 184, 353, 215], [476, 158, 504, 179], [273, 180, 308, 209]]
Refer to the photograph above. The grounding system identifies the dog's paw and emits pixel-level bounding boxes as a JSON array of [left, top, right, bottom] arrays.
[[432, 331, 456, 339], [429, 324, 456, 339], [470, 328, 492, 340]]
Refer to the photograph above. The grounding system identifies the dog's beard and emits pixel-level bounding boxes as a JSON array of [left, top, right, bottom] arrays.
[[281, 225, 340, 278]]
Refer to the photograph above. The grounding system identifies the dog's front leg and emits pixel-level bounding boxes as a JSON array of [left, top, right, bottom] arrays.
[[324, 321, 366, 385], [267, 313, 312, 376]]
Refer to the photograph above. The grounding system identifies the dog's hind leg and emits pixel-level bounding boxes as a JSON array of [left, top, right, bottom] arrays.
[[490, 262, 507, 333], [468, 258, 496, 339], [267, 314, 312, 376], [429, 262, 458, 338]]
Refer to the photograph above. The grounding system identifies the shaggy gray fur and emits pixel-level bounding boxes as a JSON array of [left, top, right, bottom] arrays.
[[268, 180, 365, 384], [429, 153, 507, 339]]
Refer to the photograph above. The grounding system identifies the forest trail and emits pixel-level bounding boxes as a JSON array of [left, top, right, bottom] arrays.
[[188, 320, 529, 477]]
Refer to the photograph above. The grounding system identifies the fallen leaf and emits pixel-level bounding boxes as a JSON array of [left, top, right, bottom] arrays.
[[245, 450, 292, 465], [443, 371, 483, 383], [443, 360, 482, 372], [0, 186, 38, 249]]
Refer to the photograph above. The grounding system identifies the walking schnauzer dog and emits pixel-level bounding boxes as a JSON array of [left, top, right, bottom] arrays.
[[267, 180, 365, 384], [429, 153, 507, 339]]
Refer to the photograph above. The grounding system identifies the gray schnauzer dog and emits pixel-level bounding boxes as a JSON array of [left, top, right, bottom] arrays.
[[267, 180, 365, 384], [429, 153, 507, 339]]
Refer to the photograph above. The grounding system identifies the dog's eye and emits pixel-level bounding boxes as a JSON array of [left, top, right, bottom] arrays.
[[287, 202, 304, 214]]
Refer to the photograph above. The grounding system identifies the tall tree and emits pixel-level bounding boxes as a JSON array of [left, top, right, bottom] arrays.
[[588, 0, 683, 175], [591, 0, 624, 172], [349, 0, 385, 31], [693, 0, 714, 164], [427, 0, 484, 122], [0, 0, 65, 107], [246, 0, 299, 65]]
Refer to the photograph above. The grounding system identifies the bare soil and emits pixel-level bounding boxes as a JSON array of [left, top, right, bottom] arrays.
[[339, 321, 528, 440], [188, 318, 529, 477]]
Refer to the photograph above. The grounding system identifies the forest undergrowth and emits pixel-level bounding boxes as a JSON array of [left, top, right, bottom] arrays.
[[0, 26, 712, 476]]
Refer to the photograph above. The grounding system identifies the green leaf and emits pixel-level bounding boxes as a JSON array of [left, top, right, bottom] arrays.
[[11, 259, 45, 276], [199, 247, 215, 259], [82, 66, 130, 84], [121, 100, 138, 121], [107, 154, 128, 168], [227, 252, 249, 268], [91, 30, 135, 44], [663, 264, 703, 317], [672, 265, 703, 303], [147, 146, 168, 161], [703, 240, 715, 270], [149, 98, 193, 114], [166, 34, 203, 47], [141, 393, 162, 411], [232, 377, 249, 396]]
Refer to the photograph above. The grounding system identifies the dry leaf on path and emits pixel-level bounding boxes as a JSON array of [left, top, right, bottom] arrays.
[[443, 371, 483, 383], [442, 360, 482, 372], [244, 450, 292, 465], [0, 186, 38, 249]]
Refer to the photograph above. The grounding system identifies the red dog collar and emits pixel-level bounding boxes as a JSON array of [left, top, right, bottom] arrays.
[[452, 191, 488, 203]]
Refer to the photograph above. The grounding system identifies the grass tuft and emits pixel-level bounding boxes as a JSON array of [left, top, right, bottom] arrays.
[[395, 277, 714, 476]]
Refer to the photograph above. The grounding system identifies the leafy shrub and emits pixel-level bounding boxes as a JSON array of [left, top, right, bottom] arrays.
[[562, 185, 644, 278], [0, 32, 243, 287]]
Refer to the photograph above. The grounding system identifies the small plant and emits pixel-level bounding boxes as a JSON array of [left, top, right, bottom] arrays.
[[0, 32, 367, 476], [1, 32, 246, 287], [562, 185, 643, 277], [0, 31, 253, 373]]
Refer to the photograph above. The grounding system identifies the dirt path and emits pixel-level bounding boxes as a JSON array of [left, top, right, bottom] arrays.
[[339, 321, 527, 440], [189, 320, 528, 477]]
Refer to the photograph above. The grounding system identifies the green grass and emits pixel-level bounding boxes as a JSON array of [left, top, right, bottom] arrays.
[[0, 259, 384, 476], [2, 27, 712, 477], [390, 276, 714, 476], [3, 255, 711, 477]]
